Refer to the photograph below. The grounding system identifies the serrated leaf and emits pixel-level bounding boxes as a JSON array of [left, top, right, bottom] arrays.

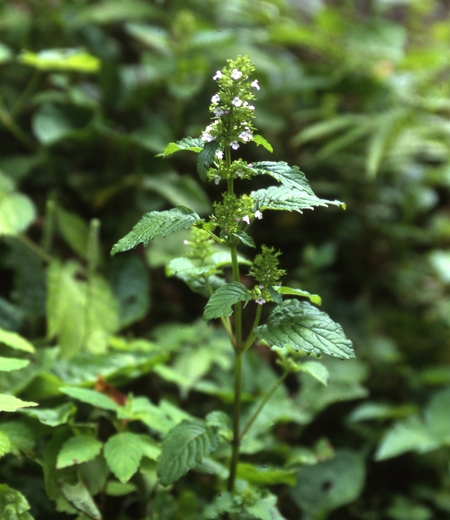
[[0, 357, 29, 371], [59, 387, 119, 411], [60, 480, 102, 520], [301, 361, 329, 386], [20, 403, 76, 426], [0, 327, 35, 352], [253, 135, 273, 152], [111, 206, 201, 256], [231, 231, 256, 248], [157, 137, 203, 157], [252, 186, 345, 213], [255, 300, 354, 359], [0, 484, 34, 520], [57, 435, 103, 468], [104, 433, 143, 483], [203, 282, 252, 320], [19, 48, 100, 72], [276, 286, 322, 305], [252, 161, 313, 192], [156, 419, 220, 486], [197, 140, 221, 182], [0, 395, 37, 412]]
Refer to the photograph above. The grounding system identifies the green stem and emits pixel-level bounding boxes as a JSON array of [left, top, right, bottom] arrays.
[[239, 370, 289, 442], [11, 70, 41, 117], [242, 304, 262, 353], [0, 93, 36, 151], [17, 234, 52, 263]]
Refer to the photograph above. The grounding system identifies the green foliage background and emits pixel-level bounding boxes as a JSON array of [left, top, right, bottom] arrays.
[[0, 0, 450, 519]]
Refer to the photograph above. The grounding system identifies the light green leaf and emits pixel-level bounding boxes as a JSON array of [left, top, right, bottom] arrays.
[[59, 387, 119, 411], [0, 43, 13, 64], [203, 282, 252, 320], [291, 114, 361, 146], [166, 257, 216, 278], [0, 484, 34, 520], [57, 435, 103, 468], [104, 432, 143, 483], [253, 135, 273, 153], [156, 419, 220, 486], [255, 300, 354, 359], [276, 286, 322, 305], [60, 480, 101, 520], [206, 411, 232, 439], [0, 421, 34, 456], [424, 387, 450, 442], [157, 137, 203, 158], [197, 140, 221, 182], [0, 327, 34, 353], [19, 48, 100, 72], [55, 205, 89, 259], [252, 186, 345, 213], [0, 191, 36, 237], [252, 161, 313, 192], [136, 434, 161, 461], [236, 463, 296, 486], [301, 361, 329, 386], [0, 395, 37, 412], [0, 357, 29, 371], [111, 206, 201, 256], [20, 403, 76, 427], [0, 431, 11, 458]]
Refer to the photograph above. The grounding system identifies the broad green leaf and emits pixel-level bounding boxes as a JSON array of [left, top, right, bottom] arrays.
[[60, 480, 101, 520], [156, 419, 220, 486], [291, 450, 365, 516], [111, 206, 201, 256], [59, 387, 119, 411], [0, 186, 36, 237], [231, 231, 256, 248], [104, 432, 143, 483], [157, 137, 203, 158], [78, 455, 110, 496], [252, 161, 313, 192], [0, 43, 13, 64], [253, 135, 273, 152], [252, 186, 345, 213], [137, 434, 161, 461], [203, 282, 252, 320], [268, 287, 282, 304], [197, 140, 221, 182], [255, 300, 354, 359], [57, 435, 103, 468], [166, 257, 216, 278], [424, 387, 450, 442], [206, 411, 232, 439], [0, 421, 34, 456], [301, 361, 329, 386], [236, 463, 297, 486], [20, 403, 76, 426], [0, 484, 34, 520], [0, 431, 11, 457], [276, 286, 322, 305], [55, 206, 89, 259], [0, 395, 37, 412], [0, 327, 34, 352], [73, 0, 158, 25], [19, 49, 100, 72], [0, 357, 29, 371]]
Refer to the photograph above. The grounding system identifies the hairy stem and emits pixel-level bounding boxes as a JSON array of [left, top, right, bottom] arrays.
[[239, 370, 289, 442]]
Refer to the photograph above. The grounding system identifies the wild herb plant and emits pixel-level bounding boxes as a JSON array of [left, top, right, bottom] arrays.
[[111, 55, 355, 515]]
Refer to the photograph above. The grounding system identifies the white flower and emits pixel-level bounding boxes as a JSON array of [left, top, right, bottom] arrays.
[[239, 130, 253, 142], [230, 141, 239, 150], [202, 133, 215, 142], [214, 175, 221, 185], [237, 169, 245, 178], [211, 94, 220, 103], [243, 101, 248, 107], [255, 297, 266, 305], [215, 151, 224, 159], [248, 163, 253, 168], [248, 105, 255, 111], [214, 107, 224, 117], [258, 285, 264, 289], [231, 68, 242, 80], [232, 97, 242, 107], [213, 70, 222, 80], [183, 240, 189, 245], [243, 215, 250, 225], [255, 210, 263, 220], [235, 218, 241, 222], [251, 79, 260, 90]]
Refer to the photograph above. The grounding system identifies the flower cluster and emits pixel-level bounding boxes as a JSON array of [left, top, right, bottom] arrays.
[[249, 246, 286, 303], [212, 193, 256, 242], [206, 158, 257, 184], [184, 227, 214, 263]]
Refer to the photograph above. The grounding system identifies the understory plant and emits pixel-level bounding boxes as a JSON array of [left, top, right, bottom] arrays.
[[111, 55, 355, 517]]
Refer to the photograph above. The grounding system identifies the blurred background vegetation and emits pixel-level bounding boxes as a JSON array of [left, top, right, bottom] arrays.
[[1, 0, 450, 519]]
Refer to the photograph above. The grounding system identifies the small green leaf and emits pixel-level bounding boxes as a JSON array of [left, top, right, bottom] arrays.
[[0, 357, 29, 371], [157, 137, 203, 158], [203, 282, 252, 320], [197, 140, 221, 182], [231, 231, 256, 248], [111, 206, 201, 256], [0, 327, 34, 353], [59, 387, 119, 411], [276, 286, 322, 305], [253, 135, 273, 153], [166, 257, 216, 278], [0, 421, 34, 456], [60, 480, 102, 520], [20, 402, 76, 427], [301, 361, 329, 386], [57, 435, 103, 468], [255, 300, 354, 359], [19, 48, 100, 72], [0, 395, 37, 412], [0, 431, 11, 457], [156, 419, 220, 486], [0, 484, 34, 520], [237, 463, 297, 486], [104, 432, 143, 483], [267, 287, 282, 304], [252, 161, 312, 192]]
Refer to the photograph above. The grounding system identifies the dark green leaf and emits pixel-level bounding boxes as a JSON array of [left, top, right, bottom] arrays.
[[255, 300, 354, 359], [156, 419, 220, 486], [157, 137, 203, 158], [231, 231, 256, 248], [203, 282, 252, 320], [268, 287, 282, 304], [197, 141, 221, 182], [111, 206, 201, 256], [60, 480, 101, 520], [252, 161, 313, 192], [20, 403, 76, 427]]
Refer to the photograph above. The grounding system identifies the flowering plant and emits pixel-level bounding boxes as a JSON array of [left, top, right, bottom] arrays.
[[111, 55, 354, 517]]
